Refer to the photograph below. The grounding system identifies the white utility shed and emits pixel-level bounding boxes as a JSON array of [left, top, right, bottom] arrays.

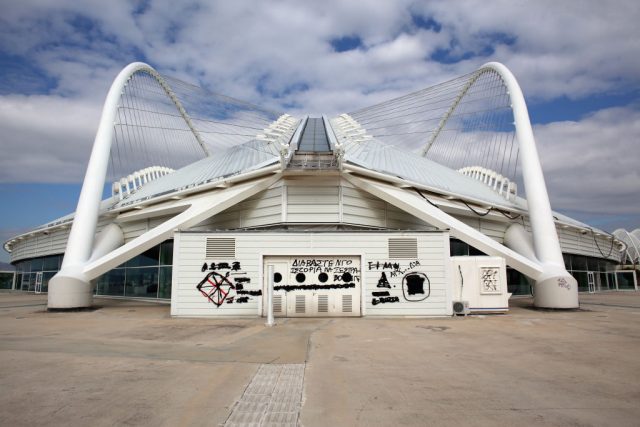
[[171, 231, 452, 317]]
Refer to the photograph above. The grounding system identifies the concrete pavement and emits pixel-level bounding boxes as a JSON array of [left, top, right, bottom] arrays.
[[0, 291, 639, 426]]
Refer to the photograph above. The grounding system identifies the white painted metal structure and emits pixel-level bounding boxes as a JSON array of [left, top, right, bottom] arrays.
[[451, 256, 509, 313], [613, 228, 640, 264], [6, 60, 625, 312], [480, 63, 577, 309], [172, 232, 450, 317]]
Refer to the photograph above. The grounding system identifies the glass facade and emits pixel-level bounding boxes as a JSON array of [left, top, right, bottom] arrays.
[[0, 272, 15, 289], [11, 239, 173, 299], [616, 272, 637, 290], [14, 254, 62, 292], [95, 240, 173, 299], [563, 253, 619, 292]]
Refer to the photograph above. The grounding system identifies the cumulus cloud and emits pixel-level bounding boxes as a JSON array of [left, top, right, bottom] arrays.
[[0, 0, 638, 231], [534, 106, 640, 223], [0, 95, 101, 182]]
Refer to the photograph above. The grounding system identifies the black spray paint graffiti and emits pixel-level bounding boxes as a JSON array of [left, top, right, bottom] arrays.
[[377, 272, 391, 288], [274, 283, 356, 292], [201, 261, 242, 272], [290, 258, 360, 284], [368, 260, 421, 278], [371, 289, 398, 304], [196, 261, 260, 307], [372, 296, 400, 305], [197, 271, 235, 307], [369, 259, 430, 305], [288, 258, 360, 290], [402, 272, 430, 302]]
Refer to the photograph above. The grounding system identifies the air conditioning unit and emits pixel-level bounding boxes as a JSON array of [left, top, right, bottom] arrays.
[[452, 300, 470, 316]]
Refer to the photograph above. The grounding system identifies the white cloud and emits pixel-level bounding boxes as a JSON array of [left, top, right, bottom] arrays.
[[534, 107, 640, 214], [0, 94, 101, 182], [0, 0, 638, 231]]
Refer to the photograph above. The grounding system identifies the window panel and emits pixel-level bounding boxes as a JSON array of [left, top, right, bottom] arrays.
[[125, 267, 159, 298], [43, 255, 60, 271], [160, 240, 173, 266], [126, 246, 160, 268], [158, 266, 172, 299], [96, 269, 125, 296]]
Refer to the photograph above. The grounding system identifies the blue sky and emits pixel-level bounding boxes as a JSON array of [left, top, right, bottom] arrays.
[[1, 0, 639, 262]]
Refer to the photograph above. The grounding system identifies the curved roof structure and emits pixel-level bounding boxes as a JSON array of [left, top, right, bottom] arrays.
[[4, 61, 627, 310], [613, 229, 640, 263]]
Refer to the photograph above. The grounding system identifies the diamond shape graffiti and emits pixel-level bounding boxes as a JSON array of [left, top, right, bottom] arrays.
[[197, 271, 235, 307]]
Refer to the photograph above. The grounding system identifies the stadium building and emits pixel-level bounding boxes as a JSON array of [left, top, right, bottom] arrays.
[[3, 62, 636, 317]]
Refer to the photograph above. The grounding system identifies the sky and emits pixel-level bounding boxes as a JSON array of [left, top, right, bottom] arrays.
[[1, 0, 639, 263]]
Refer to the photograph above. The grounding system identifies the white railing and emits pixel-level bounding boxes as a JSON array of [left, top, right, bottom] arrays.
[[112, 166, 175, 201], [458, 166, 517, 202]]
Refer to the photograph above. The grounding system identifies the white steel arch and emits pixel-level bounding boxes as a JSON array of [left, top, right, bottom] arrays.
[[421, 62, 578, 308], [48, 62, 208, 309], [614, 229, 640, 263]]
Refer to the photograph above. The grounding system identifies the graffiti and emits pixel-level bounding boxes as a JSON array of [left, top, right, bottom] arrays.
[[372, 291, 390, 297], [197, 271, 235, 307], [333, 273, 360, 282], [402, 272, 430, 302], [202, 261, 242, 272], [377, 272, 391, 288], [197, 260, 258, 307], [237, 290, 262, 296], [290, 258, 360, 283], [367, 260, 421, 278], [274, 283, 356, 292], [557, 277, 571, 291], [368, 261, 400, 271], [372, 296, 400, 305], [479, 267, 500, 294]]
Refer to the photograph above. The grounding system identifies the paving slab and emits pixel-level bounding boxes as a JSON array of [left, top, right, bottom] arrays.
[[0, 291, 639, 426]]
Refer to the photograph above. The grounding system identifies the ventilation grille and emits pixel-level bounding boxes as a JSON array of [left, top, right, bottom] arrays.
[[273, 295, 283, 313], [296, 295, 306, 313], [342, 295, 352, 313], [388, 238, 418, 259], [205, 238, 235, 259], [318, 295, 329, 313]]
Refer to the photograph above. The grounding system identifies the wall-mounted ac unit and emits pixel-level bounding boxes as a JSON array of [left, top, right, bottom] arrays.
[[452, 300, 470, 316]]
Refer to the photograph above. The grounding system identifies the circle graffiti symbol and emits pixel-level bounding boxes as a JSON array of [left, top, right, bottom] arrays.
[[318, 272, 328, 283], [296, 273, 306, 283], [402, 272, 430, 302], [342, 272, 353, 282], [274, 272, 282, 283]]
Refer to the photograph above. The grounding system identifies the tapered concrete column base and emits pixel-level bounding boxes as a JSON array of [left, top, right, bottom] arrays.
[[48, 274, 94, 309], [534, 275, 579, 309]]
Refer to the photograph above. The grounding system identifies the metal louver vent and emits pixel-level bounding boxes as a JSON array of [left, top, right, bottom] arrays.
[[273, 295, 283, 313], [388, 238, 418, 259], [296, 295, 306, 313], [205, 238, 235, 259], [342, 295, 352, 313], [318, 295, 329, 313]]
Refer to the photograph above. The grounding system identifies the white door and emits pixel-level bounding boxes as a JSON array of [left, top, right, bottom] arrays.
[[263, 256, 361, 317]]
